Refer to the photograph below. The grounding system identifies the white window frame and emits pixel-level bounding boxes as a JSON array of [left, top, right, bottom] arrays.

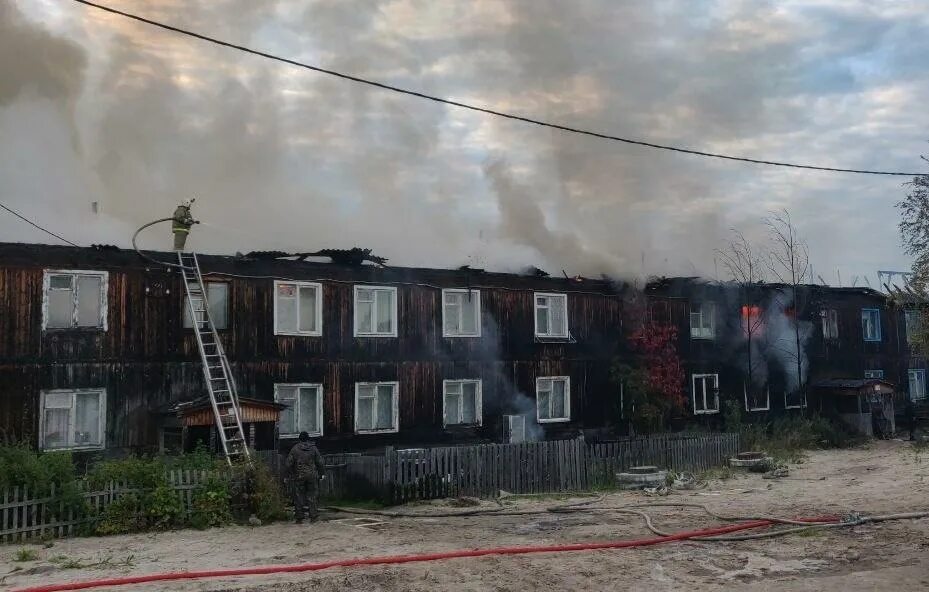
[[784, 390, 808, 410], [442, 379, 483, 426], [39, 388, 106, 451], [536, 376, 571, 423], [274, 383, 324, 438], [534, 292, 569, 338], [692, 374, 720, 415], [821, 308, 838, 340], [908, 369, 926, 401], [442, 289, 481, 338], [353, 286, 398, 337], [354, 381, 400, 433], [273, 280, 323, 336], [743, 384, 771, 412], [905, 309, 921, 344], [690, 302, 715, 340], [861, 308, 881, 342], [864, 370, 884, 379], [183, 281, 230, 330], [42, 270, 109, 331]]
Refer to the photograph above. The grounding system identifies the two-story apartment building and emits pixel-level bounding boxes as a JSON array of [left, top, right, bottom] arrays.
[[0, 242, 628, 455]]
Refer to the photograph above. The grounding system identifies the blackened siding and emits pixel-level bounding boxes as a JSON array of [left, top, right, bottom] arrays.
[[0, 244, 625, 451]]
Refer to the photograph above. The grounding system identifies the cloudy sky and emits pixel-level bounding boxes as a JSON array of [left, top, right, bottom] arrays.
[[2, 0, 927, 284]]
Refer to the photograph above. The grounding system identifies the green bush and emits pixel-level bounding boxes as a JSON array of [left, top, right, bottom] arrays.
[[191, 476, 233, 529], [0, 446, 75, 494], [146, 485, 185, 530], [230, 462, 287, 522], [737, 414, 863, 461], [95, 494, 144, 536]]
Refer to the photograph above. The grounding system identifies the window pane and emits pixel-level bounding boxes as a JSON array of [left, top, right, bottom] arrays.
[[299, 387, 319, 433], [444, 297, 460, 334], [357, 289, 374, 302], [550, 297, 566, 336], [45, 392, 73, 408], [376, 385, 394, 429], [298, 286, 317, 332], [358, 384, 375, 399], [74, 392, 101, 446], [276, 287, 297, 332], [44, 408, 70, 449], [49, 275, 72, 289], [47, 287, 73, 328], [538, 383, 551, 419], [208, 283, 229, 330], [445, 393, 460, 424], [376, 290, 393, 333], [461, 294, 477, 334], [357, 396, 374, 430], [552, 380, 566, 418], [462, 383, 477, 423], [536, 306, 549, 335], [278, 397, 296, 434], [183, 294, 204, 328], [357, 301, 373, 333]]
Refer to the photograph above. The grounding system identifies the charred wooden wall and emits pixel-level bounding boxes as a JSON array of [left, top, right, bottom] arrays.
[[0, 244, 626, 452]]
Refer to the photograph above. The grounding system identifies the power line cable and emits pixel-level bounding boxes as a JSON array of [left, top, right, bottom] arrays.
[[72, 0, 926, 177], [0, 201, 81, 247]]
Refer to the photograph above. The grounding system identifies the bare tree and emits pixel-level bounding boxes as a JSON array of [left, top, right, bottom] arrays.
[[895, 159, 929, 356], [715, 230, 768, 410], [765, 210, 812, 407]]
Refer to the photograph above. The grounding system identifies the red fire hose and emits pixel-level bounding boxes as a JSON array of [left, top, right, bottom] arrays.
[[13, 517, 838, 592]]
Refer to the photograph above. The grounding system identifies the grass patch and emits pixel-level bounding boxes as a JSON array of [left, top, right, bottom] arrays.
[[795, 527, 825, 538], [13, 548, 39, 562], [698, 466, 735, 481]]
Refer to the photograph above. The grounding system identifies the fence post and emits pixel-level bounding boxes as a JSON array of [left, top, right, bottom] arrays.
[[384, 446, 395, 504]]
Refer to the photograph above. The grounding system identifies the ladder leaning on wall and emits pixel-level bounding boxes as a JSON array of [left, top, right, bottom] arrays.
[[178, 252, 250, 465]]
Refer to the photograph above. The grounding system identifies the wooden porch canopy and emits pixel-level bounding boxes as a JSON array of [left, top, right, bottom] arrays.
[[160, 397, 285, 427], [811, 378, 895, 397]]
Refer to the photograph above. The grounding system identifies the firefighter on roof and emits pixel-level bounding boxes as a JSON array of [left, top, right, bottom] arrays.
[[172, 199, 196, 251]]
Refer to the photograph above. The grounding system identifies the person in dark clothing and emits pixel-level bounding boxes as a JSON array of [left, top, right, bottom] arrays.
[[286, 432, 325, 523], [905, 400, 916, 441]]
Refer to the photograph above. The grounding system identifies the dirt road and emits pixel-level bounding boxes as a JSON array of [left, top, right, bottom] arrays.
[[3, 440, 928, 591]]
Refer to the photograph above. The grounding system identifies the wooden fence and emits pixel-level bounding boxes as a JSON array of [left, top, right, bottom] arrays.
[[0, 470, 214, 544]]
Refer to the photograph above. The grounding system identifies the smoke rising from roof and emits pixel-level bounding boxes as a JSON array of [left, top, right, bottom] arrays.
[[1, 1, 926, 279]]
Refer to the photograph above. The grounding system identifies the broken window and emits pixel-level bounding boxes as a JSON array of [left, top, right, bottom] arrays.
[[504, 414, 526, 443], [905, 309, 922, 344], [355, 382, 399, 433], [442, 289, 481, 337], [40, 389, 105, 450], [908, 369, 926, 401], [443, 380, 481, 426], [690, 302, 715, 340], [275, 383, 323, 437], [743, 384, 770, 412], [44, 270, 108, 330], [354, 286, 397, 337], [861, 308, 881, 342], [821, 308, 838, 340], [275, 281, 322, 335], [536, 377, 570, 422], [183, 282, 229, 330], [692, 374, 719, 414], [784, 389, 807, 409], [535, 293, 568, 338]]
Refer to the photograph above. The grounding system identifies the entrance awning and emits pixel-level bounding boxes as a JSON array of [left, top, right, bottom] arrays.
[[157, 397, 285, 427], [811, 379, 895, 397]]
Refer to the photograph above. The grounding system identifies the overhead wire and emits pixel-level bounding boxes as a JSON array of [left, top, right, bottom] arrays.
[[70, 0, 926, 177], [0, 201, 81, 247]]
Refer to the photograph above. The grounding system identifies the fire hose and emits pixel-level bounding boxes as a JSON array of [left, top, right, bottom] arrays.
[[12, 509, 927, 592]]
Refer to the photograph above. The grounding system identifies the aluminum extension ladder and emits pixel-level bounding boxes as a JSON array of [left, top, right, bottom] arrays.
[[178, 252, 250, 465]]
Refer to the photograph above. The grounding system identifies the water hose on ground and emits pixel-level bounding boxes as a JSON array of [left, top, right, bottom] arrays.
[[13, 511, 927, 592]]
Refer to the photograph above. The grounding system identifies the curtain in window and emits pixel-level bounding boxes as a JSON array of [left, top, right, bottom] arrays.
[[74, 392, 101, 446], [444, 294, 461, 334], [550, 297, 566, 336], [538, 382, 551, 419], [375, 290, 393, 333], [551, 380, 566, 418], [461, 382, 477, 423], [276, 284, 297, 333], [536, 298, 549, 335], [47, 275, 74, 328], [357, 385, 375, 430], [376, 385, 394, 429], [356, 290, 374, 333], [299, 387, 319, 433], [298, 287, 317, 332]]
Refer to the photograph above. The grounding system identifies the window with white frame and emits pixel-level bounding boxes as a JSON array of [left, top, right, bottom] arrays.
[[864, 369, 884, 379], [821, 309, 838, 340], [692, 374, 719, 414], [354, 286, 397, 337], [442, 289, 481, 337], [40, 389, 106, 450], [690, 302, 715, 339], [908, 369, 926, 401], [275, 383, 324, 437], [443, 380, 482, 426], [905, 309, 922, 345], [43, 270, 108, 330], [861, 308, 881, 342], [534, 293, 568, 338], [275, 281, 322, 336], [784, 389, 807, 409], [536, 377, 570, 422], [183, 282, 229, 330], [354, 382, 399, 433], [743, 384, 770, 412]]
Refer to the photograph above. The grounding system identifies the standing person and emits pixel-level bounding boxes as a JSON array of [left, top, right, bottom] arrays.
[[905, 399, 916, 441], [172, 200, 196, 251], [286, 431, 325, 524]]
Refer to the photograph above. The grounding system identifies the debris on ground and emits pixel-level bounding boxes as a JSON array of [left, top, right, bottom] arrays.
[[447, 496, 481, 507], [642, 486, 670, 496], [763, 467, 790, 479]]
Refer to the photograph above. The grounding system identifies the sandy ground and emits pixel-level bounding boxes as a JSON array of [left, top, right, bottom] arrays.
[[3, 440, 928, 592]]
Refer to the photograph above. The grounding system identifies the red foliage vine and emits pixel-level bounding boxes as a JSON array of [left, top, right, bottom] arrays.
[[629, 322, 686, 409]]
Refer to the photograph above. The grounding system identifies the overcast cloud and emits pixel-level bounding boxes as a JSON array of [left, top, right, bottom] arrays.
[[1, 0, 927, 283]]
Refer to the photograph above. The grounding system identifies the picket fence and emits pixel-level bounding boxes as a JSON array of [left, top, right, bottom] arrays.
[[0, 470, 213, 544]]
